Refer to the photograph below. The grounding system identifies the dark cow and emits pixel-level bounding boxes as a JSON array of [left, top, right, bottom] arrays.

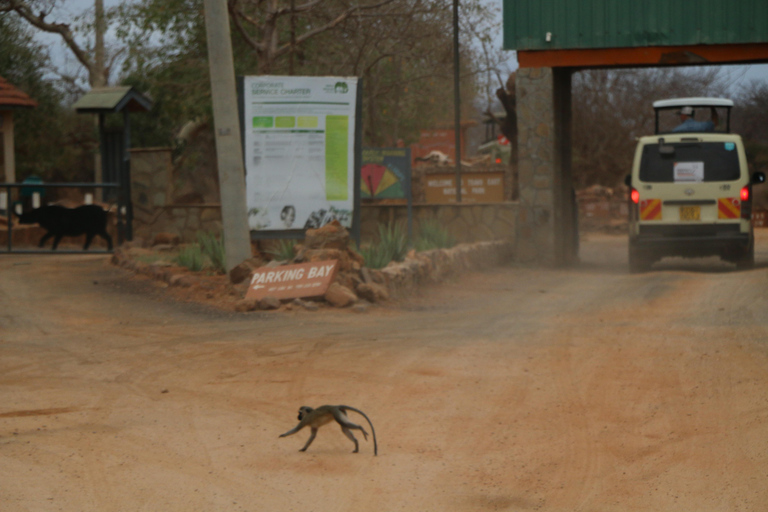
[[15, 204, 113, 251]]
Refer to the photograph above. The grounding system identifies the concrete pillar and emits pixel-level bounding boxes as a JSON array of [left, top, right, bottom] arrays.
[[515, 67, 577, 266], [203, 0, 253, 272], [1, 111, 15, 183]]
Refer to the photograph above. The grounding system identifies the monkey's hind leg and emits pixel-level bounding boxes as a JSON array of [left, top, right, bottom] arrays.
[[299, 427, 318, 452], [341, 426, 360, 453], [335, 410, 369, 442]]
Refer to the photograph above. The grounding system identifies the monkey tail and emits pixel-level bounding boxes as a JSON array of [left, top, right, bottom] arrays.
[[339, 405, 378, 456]]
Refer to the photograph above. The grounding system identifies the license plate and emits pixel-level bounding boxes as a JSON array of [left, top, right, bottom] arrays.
[[680, 206, 700, 221]]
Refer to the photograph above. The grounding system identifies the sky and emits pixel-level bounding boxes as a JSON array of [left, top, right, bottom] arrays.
[[38, 0, 768, 95]]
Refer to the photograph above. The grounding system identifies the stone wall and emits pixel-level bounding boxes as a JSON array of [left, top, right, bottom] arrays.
[[360, 202, 517, 245], [129, 201, 517, 248], [129, 148, 223, 244], [380, 240, 515, 297], [128, 148, 517, 248], [132, 205, 224, 245]]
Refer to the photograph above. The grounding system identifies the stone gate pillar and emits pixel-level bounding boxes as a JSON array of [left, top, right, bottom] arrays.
[[515, 67, 577, 266]]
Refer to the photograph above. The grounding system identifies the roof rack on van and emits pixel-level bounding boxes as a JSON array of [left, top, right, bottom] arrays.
[[653, 97, 733, 134]]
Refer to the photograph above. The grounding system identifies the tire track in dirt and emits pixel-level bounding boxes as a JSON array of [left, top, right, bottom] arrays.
[[3, 237, 768, 511]]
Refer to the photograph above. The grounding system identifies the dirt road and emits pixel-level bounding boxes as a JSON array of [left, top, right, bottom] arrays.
[[2, 231, 768, 511]]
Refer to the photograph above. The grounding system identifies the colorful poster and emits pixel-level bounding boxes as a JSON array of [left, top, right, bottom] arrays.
[[242, 76, 358, 230], [361, 148, 411, 199]]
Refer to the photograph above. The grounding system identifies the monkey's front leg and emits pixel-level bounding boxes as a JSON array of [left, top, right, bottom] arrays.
[[279, 425, 302, 438], [300, 427, 318, 452]]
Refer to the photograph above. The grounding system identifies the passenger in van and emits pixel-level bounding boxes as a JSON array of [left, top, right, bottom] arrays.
[[672, 106, 718, 133]]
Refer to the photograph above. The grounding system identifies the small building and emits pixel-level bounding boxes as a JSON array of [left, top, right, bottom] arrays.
[[0, 76, 37, 183]]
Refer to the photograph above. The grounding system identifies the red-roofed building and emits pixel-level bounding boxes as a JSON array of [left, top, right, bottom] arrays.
[[0, 76, 38, 183]]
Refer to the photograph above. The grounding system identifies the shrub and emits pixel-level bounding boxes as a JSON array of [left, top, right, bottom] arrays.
[[415, 218, 456, 251], [175, 243, 204, 272], [197, 231, 226, 273], [267, 239, 296, 261], [174, 232, 226, 273], [361, 222, 407, 269]]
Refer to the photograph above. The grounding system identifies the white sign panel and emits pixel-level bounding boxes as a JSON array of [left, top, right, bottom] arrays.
[[242, 76, 358, 231], [674, 161, 704, 182]]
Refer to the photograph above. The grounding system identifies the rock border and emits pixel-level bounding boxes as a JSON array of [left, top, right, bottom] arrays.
[[110, 230, 514, 311], [380, 240, 515, 297]]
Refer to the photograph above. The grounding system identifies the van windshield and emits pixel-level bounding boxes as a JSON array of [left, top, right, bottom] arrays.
[[639, 142, 741, 183]]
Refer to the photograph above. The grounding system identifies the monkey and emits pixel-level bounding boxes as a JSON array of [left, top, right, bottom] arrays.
[[279, 405, 378, 456]]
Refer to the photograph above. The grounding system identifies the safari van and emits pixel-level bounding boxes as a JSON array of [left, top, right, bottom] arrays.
[[626, 98, 765, 272]]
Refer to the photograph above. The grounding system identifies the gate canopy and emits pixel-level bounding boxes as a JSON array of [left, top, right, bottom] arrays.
[[503, 0, 768, 68], [73, 86, 152, 114]]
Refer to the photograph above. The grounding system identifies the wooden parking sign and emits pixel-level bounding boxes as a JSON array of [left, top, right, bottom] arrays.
[[245, 260, 338, 301]]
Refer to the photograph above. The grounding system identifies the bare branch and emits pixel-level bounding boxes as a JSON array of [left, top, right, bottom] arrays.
[[2, 0, 95, 79], [228, 0, 266, 52]]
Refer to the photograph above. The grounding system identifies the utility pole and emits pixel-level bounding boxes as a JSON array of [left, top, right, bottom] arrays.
[[452, 0, 462, 203], [94, 0, 105, 88], [203, 0, 253, 273], [93, 0, 106, 200]]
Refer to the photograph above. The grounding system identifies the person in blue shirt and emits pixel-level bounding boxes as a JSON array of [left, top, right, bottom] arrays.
[[672, 106, 718, 133]]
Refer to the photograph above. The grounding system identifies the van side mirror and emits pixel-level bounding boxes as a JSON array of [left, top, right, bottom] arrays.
[[752, 171, 766, 184], [624, 174, 632, 187]]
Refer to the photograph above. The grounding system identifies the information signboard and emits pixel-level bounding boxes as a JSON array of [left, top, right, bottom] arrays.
[[241, 76, 359, 231], [424, 172, 505, 203]]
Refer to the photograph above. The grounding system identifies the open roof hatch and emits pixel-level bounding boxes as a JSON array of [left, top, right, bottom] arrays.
[[652, 97, 733, 134]]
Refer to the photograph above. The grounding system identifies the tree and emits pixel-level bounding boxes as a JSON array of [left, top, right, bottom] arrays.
[[0, 0, 124, 93], [733, 80, 768, 172], [571, 67, 729, 189], [0, 11, 96, 182], [3, 0, 507, 188], [228, 0, 397, 75], [119, 0, 503, 147]]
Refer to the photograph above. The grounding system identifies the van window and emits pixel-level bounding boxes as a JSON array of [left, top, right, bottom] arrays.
[[639, 142, 740, 183]]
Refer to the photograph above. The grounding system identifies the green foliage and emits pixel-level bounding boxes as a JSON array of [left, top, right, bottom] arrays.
[[415, 218, 456, 251], [117, 0, 254, 149], [174, 232, 225, 273], [267, 240, 296, 261], [197, 231, 226, 273], [118, 0, 212, 149], [360, 219, 457, 269], [0, 12, 96, 183], [361, 222, 407, 269], [175, 243, 204, 272], [115, 0, 495, 150], [571, 67, 731, 188]]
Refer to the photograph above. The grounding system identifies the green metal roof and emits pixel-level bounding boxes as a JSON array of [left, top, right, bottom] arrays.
[[73, 86, 152, 113], [504, 0, 768, 51]]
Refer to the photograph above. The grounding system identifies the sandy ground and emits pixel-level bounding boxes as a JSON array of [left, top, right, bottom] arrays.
[[2, 231, 768, 511]]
